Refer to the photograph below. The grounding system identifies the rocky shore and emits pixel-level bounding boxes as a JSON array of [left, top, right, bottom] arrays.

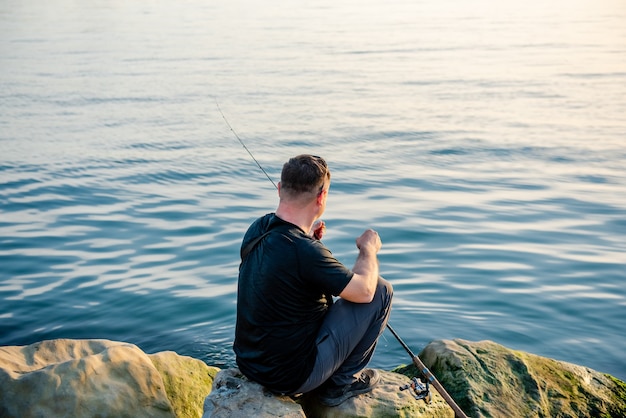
[[1, 338, 624, 417]]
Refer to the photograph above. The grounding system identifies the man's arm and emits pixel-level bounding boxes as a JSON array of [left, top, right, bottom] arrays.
[[339, 229, 381, 303]]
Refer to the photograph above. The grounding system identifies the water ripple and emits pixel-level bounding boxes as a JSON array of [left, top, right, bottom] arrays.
[[1, 0, 625, 381]]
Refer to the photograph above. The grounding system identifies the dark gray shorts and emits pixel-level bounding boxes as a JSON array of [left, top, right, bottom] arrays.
[[294, 277, 393, 394]]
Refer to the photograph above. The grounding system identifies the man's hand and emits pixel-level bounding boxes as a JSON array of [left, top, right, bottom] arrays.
[[312, 220, 326, 240], [356, 229, 382, 254]]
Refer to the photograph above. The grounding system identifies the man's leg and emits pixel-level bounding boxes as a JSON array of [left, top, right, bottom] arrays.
[[295, 277, 393, 394]]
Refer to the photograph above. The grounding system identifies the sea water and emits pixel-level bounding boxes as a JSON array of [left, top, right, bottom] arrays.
[[1, 0, 625, 380]]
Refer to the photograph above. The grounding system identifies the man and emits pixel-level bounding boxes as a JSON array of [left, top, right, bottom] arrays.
[[234, 154, 393, 406]]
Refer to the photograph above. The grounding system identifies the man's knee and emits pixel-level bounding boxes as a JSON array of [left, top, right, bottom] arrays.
[[377, 276, 393, 307]]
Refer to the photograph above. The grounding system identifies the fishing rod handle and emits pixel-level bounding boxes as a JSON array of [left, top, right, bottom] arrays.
[[411, 355, 468, 418]]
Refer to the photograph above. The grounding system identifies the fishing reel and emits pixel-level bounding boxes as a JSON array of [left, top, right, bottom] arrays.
[[399, 377, 431, 403]]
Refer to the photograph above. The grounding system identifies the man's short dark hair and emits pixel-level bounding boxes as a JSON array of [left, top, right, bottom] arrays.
[[281, 154, 330, 195]]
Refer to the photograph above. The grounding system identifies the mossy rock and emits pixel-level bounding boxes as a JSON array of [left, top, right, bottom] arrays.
[[150, 351, 220, 418], [395, 339, 626, 418]]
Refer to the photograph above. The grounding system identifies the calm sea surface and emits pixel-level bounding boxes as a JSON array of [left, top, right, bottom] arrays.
[[1, 0, 625, 381]]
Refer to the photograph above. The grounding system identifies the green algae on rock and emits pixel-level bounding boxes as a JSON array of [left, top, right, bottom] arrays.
[[395, 339, 626, 418]]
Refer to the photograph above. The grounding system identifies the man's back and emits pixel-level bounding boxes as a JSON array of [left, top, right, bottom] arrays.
[[234, 213, 352, 394]]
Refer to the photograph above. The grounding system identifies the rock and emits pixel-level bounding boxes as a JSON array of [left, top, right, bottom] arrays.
[[399, 339, 626, 418], [300, 370, 454, 418], [0, 339, 173, 418], [0, 339, 218, 418], [203, 368, 454, 418], [202, 368, 306, 418], [202, 369, 305, 418], [149, 351, 220, 418], [4, 338, 625, 418]]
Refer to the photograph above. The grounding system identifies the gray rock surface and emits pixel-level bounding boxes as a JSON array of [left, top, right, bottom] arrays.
[[202, 368, 306, 418], [299, 369, 454, 418], [203, 368, 454, 418]]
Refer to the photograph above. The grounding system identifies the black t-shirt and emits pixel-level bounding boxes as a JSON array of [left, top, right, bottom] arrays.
[[233, 213, 353, 393]]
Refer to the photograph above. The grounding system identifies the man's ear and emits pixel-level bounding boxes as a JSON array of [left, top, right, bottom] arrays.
[[316, 188, 327, 205]]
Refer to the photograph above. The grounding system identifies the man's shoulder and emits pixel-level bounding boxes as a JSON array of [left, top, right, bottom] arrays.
[[244, 213, 274, 236]]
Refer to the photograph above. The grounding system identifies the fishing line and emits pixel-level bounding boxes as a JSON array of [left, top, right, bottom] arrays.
[[215, 99, 277, 189]]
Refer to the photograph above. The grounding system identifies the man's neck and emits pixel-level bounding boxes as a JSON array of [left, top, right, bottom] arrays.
[[275, 204, 315, 235]]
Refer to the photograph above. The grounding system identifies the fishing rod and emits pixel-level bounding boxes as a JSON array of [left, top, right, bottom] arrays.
[[217, 101, 469, 418], [387, 324, 468, 418], [216, 100, 277, 189]]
